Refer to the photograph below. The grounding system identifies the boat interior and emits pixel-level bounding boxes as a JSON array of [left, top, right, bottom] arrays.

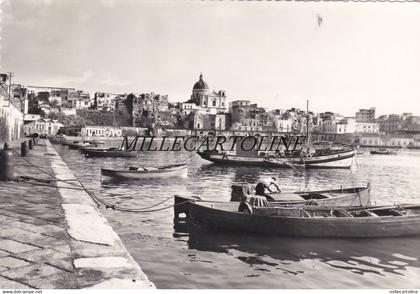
[[230, 184, 367, 202], [195, 198, 420, 219]]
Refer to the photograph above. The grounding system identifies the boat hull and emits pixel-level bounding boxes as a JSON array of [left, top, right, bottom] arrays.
[[83, 149, 137, 158], [101, 164, 188, 179], [185, 200, 420, 238], [370, 151, 397, 155], [198, 149, 355, 169]]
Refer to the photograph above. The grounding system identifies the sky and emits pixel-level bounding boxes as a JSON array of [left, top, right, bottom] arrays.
[[1, 0, 420, 116]]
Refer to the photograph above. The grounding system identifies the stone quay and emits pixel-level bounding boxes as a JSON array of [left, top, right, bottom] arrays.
[[0, 139, 155, 289]]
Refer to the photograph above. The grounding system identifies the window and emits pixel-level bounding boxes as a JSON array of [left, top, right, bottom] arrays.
[[212, 100, 216, 107]]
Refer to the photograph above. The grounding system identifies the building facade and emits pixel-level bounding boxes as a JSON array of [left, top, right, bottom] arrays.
[[23, 118, 63, 136], [185, 73, 227, 114], [355, 122, 379, 133], [0, 85, 24, 144], [81, 126, 123, 137], [356, 107, 376, 122], [359, 134, 414, 147], [94, 92, 120, 111]]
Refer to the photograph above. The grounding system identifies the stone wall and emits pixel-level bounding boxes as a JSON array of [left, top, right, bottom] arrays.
[[0, 87, 24, 145]]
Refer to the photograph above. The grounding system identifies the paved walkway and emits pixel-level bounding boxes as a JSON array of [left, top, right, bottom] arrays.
[[0, 140, 154, 289]]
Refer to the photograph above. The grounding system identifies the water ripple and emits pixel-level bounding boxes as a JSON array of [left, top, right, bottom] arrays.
[[56, 145, 420, 288]]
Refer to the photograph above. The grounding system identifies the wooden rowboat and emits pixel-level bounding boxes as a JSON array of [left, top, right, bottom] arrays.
[[101, 163, 188, 179], [230, 184, 371, 206], [370, 149, 398, 155], [83, 148, 137, 158], [68, 142, 98, 150], [174, 196, 420, 238]]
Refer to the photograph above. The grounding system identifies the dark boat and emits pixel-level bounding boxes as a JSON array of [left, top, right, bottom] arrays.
[[174, 196, 420, 238], [230, 184, 371, 206], [370, 149, 398, 155], [68, 142, 98, 150], [407, 144, 420, 150], [83, 147, 137, 158], [198, 148, 356, 169], [101, 163, 188, 180]]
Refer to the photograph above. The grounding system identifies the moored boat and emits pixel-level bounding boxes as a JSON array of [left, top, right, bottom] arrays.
[[101, 163, 188, 180], [230, 184, 371, 206], [68, 141, 98, 150], [174, 196, 420, 238], [370, 149, 398, 155], [68, 141, 81, 149], [48, 136, 62, 144], [198, 148, 356, 169], [83, 147, 137, 158]]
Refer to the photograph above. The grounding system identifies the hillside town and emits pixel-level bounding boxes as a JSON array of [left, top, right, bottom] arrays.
[[1, 72, 420, 148]]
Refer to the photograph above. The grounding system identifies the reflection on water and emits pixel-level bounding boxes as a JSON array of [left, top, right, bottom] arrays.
[[187, 230, 420, 278], [55, 144, 420, 288]]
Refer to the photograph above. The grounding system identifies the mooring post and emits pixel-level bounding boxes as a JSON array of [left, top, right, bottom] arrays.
[[0, 143, 14, 181], [21, 141, 28, 157]]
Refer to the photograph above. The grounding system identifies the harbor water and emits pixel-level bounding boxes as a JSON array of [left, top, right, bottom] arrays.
[[55, 144, 420, 288]]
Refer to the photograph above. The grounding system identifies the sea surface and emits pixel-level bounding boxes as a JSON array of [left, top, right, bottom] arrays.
[[55, 143, 420, 289]]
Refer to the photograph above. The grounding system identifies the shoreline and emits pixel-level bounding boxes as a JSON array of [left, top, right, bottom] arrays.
[[0, 139, 155, 289], [45, 140, 155, 289]]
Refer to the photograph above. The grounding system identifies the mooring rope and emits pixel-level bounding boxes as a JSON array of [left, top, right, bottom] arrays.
[[12, 150, 86, 188], [11, 144, 194, 213], [16, 174, 184, 213]]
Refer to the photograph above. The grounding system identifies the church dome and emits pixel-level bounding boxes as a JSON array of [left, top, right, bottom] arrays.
[[193, 73, 209, 91]]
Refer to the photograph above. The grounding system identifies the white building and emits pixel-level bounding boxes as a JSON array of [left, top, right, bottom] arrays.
[[355, 122, 379, 133], [360, 134, 414, 147], [81, 126, 122, 137], [336, 118, 356, 134], [273, 118, 293, 133], [94, 92, 120, 111], [74, 98, 91, 110], [313, 117, 356, 134], [60, 107, 77, 116], [23, 118, 63, 136], [179, 102, 199, 116]]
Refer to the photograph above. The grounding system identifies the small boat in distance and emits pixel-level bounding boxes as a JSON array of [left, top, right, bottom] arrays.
[[230, 184, 371, 206], [83, 147, 137, 158], [370, 148, 398, 155], [81, 136, 137, 158], [101, 163, 188, 180], [174, 196, 420, 238]]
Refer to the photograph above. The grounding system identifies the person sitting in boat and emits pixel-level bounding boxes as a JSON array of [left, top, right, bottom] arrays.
[[255, 177, 280, 200], [275, 149, 285, 157]]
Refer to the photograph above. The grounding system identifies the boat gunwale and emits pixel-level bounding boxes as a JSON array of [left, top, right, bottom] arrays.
[[101, 163, 188, 175]]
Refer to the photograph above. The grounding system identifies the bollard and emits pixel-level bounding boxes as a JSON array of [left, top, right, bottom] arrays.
[[28, 139, 33, 150], [21, 141, 28, 157], [0, 143, 14, 181]]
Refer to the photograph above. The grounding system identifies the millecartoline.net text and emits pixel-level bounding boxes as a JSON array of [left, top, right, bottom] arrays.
[[121, 135, 307, 152]]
